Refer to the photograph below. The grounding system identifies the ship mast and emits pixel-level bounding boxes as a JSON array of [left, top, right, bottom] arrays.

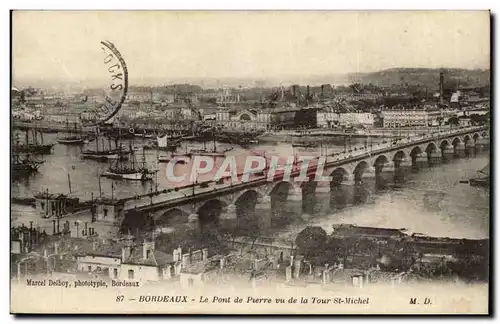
[[213, 131, 217, 153], [129, 142, 135, 170], [96, 127, 100, 152]]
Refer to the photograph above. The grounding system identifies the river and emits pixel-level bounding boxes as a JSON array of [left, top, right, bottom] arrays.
[[275, 152, 490, 240], [11, 132, 489, 240], [10, 132, 379, 200]]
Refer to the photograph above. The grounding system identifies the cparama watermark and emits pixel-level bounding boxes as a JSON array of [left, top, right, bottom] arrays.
[[164, 155, 333, 184]]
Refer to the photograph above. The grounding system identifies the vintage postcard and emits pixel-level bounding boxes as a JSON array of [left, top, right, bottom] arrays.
[[10, 10, 490, 314]]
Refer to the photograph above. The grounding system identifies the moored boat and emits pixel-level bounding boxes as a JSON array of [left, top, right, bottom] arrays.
[[186, 148, 232, 157], [57, 136, 86, 145], [80, 127, 129, 162], [12, 154, 44, 177], [13, 128, 54, 154], [469, 164, 489, 188], [80, 151, 121, 161], [56, 120, 86, 145], [101, 145, 155, 181], [101, 169, 154, 181], [13, 143, 54, 154]]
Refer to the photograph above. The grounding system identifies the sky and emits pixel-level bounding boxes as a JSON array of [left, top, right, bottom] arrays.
[[12, 11, 490, 86]]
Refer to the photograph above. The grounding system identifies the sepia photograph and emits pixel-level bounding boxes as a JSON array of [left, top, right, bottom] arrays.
[[9, 10, 491, 314]]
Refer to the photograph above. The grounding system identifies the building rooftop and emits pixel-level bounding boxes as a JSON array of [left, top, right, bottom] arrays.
[[123, 246, 173, 267], [75, 240, 123, 258], [33, 192, 77, 200], [332, 224, 405, 237], [229, 236, 295, 249], [182, 261, 218, 275]]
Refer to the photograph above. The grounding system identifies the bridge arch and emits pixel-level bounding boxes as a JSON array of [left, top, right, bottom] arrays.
[[330, 167, 349, 186], [196, 199, 226, 232], [439, 139, 449, 148], [473, 133, 480, 141], [234, 189, 261, 233], [373, 154, 390, 172], [392, 150, 408, 169], [233, 188, 263, 205], [154, 207, 190, 229], [120, 210, 151, 234], [424, 142, 438, 154], [301, 178, 318, 214], [452, 137, 462, 146], [410, 146, 422, 156], [353, 160, 370, 180], [391, 150, 407, 162], [409, 146, 423, 165], [268, 181, 295, 227], [267, 180, 294, 197], [481, 131, 488, 137], [463, 134, 471, 143]]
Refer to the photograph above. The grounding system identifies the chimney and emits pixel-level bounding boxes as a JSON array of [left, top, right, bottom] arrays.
[[173, 249, 179, 262], [92, 241, 97, 251], [54, 242, 59, 255], [322, 268, 329, 285], [321, 85, 324, 97], [439, 72, 444, 105], [220, 257, 225, 270], [121, 246, 131, 262], [181, 253, 190, 268], [293, 259, 301, 279], [285, 265, 292, 283], [142, 241, 155, 260], [36, 226, 41, 246], [19, 232, 24, 252], [306, 85, 310, 98]]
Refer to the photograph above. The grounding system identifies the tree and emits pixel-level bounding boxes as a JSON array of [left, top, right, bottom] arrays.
[[469, 114, 489, 125], [448, 116, 459, 126], [295, 226, 328, 255]]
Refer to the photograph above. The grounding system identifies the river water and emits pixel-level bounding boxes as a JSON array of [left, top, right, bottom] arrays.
[[11, 132, 489, 240], [276, 152, 490, 240], [10, 132, 378, 200]]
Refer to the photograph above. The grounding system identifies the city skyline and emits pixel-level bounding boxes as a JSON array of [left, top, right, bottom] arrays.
[[12, 11, 490, 88]]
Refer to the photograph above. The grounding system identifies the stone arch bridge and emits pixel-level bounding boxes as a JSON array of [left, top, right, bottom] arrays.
[[113, 126, 488, 235]]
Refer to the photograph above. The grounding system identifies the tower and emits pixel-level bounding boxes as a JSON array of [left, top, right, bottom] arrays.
[[439, 71, 444, 106]]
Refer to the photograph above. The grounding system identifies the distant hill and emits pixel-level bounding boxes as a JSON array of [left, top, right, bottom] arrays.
[[13, 68, 490, 92], [347, 68, 490, 90]]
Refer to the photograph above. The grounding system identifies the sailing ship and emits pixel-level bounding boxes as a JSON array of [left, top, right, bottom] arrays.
[[56, 120, 86, 145], [13, 127, 54, 154], [101, 144, 155, 181], [469, 164, 489, 188], [12, 153, 44, 177], [80, 128, 130, 162]]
